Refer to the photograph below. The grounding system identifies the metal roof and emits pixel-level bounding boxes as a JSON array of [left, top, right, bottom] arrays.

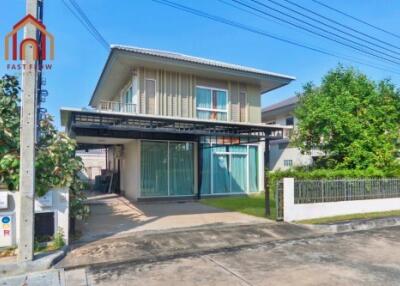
[[262, 96, 299, 113], [111, 45, 296, 80]]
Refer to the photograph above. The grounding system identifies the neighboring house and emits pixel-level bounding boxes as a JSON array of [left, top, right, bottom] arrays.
[[262, 96, 315, 171], [61, 45, 294, 200], [76, 149, 106, 183]]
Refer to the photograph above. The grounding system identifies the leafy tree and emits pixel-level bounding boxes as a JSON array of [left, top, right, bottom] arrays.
[[294, 65, 400, 170], [0, 75, 88, 219]]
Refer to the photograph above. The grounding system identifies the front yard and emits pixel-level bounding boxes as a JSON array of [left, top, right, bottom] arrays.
[[201, 192, 276, 220]]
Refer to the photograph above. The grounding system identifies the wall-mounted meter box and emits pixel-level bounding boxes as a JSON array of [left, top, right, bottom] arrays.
[[0, 192, 8, 210], [35, 191, 53, 209]]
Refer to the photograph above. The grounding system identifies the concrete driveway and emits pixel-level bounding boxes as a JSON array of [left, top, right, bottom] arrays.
[[82, 226, 400, 286], [76, 192, 270, 243]]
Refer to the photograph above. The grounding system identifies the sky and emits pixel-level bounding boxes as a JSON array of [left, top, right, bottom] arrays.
[[1, 0, 400, 129]]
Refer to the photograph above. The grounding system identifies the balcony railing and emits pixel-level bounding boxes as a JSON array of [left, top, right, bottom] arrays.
[[99, 101, 137, 114]]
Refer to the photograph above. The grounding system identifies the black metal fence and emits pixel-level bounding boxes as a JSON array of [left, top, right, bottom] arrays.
[[294, 178, 400, 204]]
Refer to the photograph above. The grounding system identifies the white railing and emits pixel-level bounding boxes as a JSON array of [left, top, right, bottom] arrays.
[[99, 101, 137, 114]]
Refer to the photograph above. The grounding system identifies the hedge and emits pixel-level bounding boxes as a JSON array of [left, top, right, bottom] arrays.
[[267, 167, 400, 198]]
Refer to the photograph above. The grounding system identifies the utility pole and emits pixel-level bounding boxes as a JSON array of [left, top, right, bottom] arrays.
[[18, 0, 39, 263]]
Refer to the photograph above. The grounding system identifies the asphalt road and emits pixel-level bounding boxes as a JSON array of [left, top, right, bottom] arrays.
[[81, 225, 400, 286]]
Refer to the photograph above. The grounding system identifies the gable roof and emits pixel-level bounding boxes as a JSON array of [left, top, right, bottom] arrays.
[[262, 96, 299, 113], [89, 45, 295, 106]]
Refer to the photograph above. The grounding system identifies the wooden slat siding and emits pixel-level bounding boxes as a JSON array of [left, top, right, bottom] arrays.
[[196, 77, 228, 90], [189, 75, 193, 117], [163, 70, 167, 116], [230, 82, 239, 122], [172, 72, 177, 116], [191, 75, 196, 117], [181, 74, 189, 117], [239, 83, 247, 122], [122, 67, 261, 122], [247, 84, 261, 123], [156, 70, 160, 115], [145, 79, 156, 114], [139, 67, 145, 114], [178, 73, 181, 117]]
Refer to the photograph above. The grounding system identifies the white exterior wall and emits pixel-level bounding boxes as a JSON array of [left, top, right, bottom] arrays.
[[283, 178, 400, 222], [269, 142, 313, 171], [122, 140, 140, 200], [0, 188, 69, 247]]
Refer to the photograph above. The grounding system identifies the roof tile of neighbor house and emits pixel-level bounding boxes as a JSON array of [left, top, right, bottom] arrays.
[[262, 96, 299, 113]]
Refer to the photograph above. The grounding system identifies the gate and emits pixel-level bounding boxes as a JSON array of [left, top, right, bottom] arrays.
[[275, 179, 284, 221]]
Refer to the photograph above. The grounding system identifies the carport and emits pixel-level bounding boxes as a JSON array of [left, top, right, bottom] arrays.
[[61, 108, 288, 206]]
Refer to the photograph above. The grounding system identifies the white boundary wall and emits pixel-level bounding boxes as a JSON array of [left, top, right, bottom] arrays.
[[283, 178, 400, 222], [0, 188, 69, 247]]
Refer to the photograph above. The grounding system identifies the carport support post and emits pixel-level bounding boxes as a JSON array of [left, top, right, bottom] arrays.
[[264, 139, 270, 216], [18, 0, 38, 263]]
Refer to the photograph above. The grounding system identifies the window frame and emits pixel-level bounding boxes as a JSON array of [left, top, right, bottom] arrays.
[[195, 85, 229, 120]]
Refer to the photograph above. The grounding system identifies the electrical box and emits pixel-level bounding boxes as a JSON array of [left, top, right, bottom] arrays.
[[35, 191, 53, 209], [0, 192, 8, 210]]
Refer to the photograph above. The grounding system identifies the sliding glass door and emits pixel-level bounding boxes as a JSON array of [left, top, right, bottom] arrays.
[[141, 141, 194, 197], [201, 144, 258, 195], [140, 141, 168, 197]]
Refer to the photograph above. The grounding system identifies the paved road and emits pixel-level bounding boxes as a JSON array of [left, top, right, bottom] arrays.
[[80, 226, 400, 286]]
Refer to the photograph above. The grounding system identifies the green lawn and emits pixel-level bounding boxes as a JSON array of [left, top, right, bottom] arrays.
[[297, 210, 400, 224], [201, 192, 276, 220]]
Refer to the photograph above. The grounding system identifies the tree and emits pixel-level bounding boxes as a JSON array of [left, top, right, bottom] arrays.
[[0, 75, 88, 219], [294, 65, 400, 170]]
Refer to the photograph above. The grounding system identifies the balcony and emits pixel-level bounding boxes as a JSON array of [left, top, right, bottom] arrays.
[[99, 101, 137, 114]]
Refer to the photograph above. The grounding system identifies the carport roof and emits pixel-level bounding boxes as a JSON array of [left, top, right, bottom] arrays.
[[61, 108, 290, 148]]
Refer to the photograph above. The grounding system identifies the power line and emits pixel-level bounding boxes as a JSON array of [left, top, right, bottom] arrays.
[[68, 0, 109, 49], [151, 0, 400, 75], [60, 0, 109, 50], [282, 0, 400, 52], [216, 0, 400, 74], [240, 0, 400, 65], [267, 0, 400, 55], [312, 0, 400, 41]]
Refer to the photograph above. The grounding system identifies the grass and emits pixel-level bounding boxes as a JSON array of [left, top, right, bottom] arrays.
[[201, 192, 276, 220], [297, 210, 400, 224]]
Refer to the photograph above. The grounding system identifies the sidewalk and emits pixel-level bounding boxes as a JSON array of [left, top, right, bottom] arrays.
[[56, 221, 321, 270]]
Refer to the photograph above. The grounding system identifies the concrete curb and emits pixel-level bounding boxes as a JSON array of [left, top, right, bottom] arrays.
[[0, 245, 69, 277], [301, 216, 400, 233]]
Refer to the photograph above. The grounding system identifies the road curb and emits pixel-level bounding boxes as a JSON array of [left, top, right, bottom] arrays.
[[301, 216, 400, 233], [0, 245, 69, 277]]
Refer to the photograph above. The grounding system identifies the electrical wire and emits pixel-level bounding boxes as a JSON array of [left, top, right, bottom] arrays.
[[151, 0, 400, 75], [312, 0, 400, 41], [60, 0, 109, 50], [239, 0, 400, 65], [282, 0, 400, 52]]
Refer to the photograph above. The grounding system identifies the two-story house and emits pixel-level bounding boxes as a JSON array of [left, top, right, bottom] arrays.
[[61, 45, 294, 200], [262, 96, 317, 171]]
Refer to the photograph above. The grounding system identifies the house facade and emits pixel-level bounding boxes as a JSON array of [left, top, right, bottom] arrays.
[[262, 96, 319, 171], [61, 45, 294, 200]]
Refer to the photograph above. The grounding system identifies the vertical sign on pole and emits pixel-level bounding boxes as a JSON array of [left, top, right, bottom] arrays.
[[18, 0, 38, 263]]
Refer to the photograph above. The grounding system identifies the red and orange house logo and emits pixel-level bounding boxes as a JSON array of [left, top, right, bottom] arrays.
[[4, 14, 54, 61]]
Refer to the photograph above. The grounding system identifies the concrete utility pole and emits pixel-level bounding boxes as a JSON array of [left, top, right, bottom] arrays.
[[18, 0, 39, 263]]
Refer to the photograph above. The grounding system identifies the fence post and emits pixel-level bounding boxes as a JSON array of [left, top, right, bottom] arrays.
[[283, 178, 295, 222]]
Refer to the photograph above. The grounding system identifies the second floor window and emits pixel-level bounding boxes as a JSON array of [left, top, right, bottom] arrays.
[[123, 86, 135, 113], [286, 116, 294, 126], [196, 86, 227, 121]]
